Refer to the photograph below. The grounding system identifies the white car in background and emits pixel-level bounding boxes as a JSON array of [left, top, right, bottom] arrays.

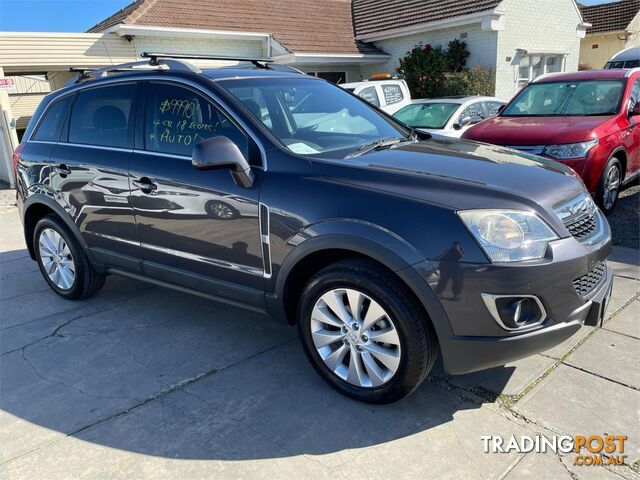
[[605, 46, 640, 69], [392, 96, 506, 138], [340, 78, 411, 114]]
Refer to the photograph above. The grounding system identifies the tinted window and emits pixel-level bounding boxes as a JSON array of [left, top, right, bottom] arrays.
[[32, 95, 72, 142], [624, 59, 640, 68], [69, 84, 135, 148], [358, 86, 380, 107], [459, 102, 486, 124], [382, 84, 404, 105], [145, 83, 248, 159]]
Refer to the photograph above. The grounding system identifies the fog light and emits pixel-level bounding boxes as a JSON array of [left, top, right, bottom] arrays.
[[481, 294, 547, 331]]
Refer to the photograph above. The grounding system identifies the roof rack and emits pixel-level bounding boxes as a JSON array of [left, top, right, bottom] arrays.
[[66, 52, 298, 86], [141, 52, 274, 69]]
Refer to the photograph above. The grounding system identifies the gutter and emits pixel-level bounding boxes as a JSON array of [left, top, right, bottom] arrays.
[[355, 9, 506, 42], [273, 52, 390, 65], [105, 24, 272, 42]]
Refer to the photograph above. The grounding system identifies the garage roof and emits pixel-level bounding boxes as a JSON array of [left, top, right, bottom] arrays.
[[87, 0, 382, 55], [580, 0, 640, 34]]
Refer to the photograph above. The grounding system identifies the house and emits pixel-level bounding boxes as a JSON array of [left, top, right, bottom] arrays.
[[0, 0, 590, 186], [579, 0, 640, 69], [87, 0, 589, 100]]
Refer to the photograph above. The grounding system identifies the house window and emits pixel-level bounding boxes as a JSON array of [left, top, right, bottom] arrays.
[[308, 71, 347, 84], [517, 54, 565, 87]]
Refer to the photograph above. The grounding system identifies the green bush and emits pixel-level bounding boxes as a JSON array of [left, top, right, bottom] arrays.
[[397, 40, 495, 98]]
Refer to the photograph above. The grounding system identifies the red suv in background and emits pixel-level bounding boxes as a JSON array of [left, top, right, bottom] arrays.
[[463, 69, 640, 214]]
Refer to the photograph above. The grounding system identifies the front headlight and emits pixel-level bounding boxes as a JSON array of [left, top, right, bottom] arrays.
[[458, 210, 558, 262], [542, 140, 598, 160]]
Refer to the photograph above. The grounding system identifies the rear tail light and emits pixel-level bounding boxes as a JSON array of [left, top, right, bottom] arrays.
[[12, 142, 25, 176]]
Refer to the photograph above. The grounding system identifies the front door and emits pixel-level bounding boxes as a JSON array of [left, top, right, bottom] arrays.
[[129, 81, 264, 305]]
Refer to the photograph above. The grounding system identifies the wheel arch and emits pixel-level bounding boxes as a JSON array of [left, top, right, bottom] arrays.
[[268, 221, 454, 344], [22, 194, 91, 262], [610, 146, 627, 179]]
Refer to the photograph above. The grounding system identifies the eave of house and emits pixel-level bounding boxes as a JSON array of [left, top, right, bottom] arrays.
[[105, 24, 272, 43], [273, 52, 390, 65], [354, 9, 506, 42]]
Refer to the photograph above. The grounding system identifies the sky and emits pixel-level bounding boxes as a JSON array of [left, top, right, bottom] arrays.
[[0, 0, 625, 32]]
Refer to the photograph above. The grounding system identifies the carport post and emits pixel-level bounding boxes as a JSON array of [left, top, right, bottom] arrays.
[[0, 66, 18, 188]]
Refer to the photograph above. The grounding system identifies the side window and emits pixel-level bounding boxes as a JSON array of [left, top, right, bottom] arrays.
[[145, 83, 249, 160], [32, 95, 73, 142], [358, 86, 380, 107], [629, 79, 640, 107], [381, 84, 404, 105], [69, 84, 135, 148], [459, 102, 486, 124], [484, 101, 505, 117]]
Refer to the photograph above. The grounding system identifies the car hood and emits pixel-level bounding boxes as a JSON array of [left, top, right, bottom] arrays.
[[462, 115, 615, 145], [342, 137, 584, 214]]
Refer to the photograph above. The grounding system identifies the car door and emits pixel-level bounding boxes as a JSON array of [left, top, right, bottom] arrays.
[[129, 80, 265, 304], [50, 82, 142, 271]]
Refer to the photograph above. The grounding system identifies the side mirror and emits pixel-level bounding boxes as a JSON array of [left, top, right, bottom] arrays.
[[192, 136, 254, 188], [497, 104, 506, 114], [629, 100, 640, 118], [453, 116, 472, 130]]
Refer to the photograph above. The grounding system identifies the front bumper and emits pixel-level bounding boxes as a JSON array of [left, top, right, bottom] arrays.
[[422, 213, 613, 375], [439, 266, 613, 375]]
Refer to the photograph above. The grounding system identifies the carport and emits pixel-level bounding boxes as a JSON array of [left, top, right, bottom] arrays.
[[0, 32, 137, 187]]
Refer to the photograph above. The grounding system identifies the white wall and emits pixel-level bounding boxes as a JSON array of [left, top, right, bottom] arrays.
[[132, 36, 267, 68], [360, 23, 499, 85], [494, 0, 583, 100]]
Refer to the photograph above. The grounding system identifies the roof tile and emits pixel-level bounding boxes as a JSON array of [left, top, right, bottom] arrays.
[[580, 0, 640, 34]]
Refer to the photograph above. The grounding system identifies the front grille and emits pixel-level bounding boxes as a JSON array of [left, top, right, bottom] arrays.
[[554, 193, 599, 242], [564, 212, 597, 241], [573, 262, 607, 297]]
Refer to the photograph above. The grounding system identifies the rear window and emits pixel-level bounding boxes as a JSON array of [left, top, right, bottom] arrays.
[[69, 84, 135, 148], [382, 84, 404, 105], [357, 86, 380, 107], [32, 96, 73, 142]]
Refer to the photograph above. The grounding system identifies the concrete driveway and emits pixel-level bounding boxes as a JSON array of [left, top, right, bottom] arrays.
[[1, 196, 639, 479]]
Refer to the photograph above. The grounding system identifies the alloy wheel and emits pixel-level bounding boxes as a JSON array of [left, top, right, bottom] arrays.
[[602, 164, 620, 211], [38, 228, 76, 290], [310, 288, 401, 388]]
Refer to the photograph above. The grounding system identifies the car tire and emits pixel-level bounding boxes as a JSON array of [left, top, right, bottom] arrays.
[[596, 157, 622, 215], [206, 200, 239, 220], [34, 214, 106, 300], [297, 259, 438, 403]]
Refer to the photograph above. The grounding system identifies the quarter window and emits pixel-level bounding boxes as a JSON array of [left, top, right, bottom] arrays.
[[69, 84, 135, 148], [381, 84, 404, 105], [145, 83, 249, 159], [32, 95, 73, 142], [357, 86, 380, 107]]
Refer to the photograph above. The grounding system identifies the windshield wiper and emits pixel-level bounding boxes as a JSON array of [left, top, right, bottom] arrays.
[[346, 135, 415, 159]]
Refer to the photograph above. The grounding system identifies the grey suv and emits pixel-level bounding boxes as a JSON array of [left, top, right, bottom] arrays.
[[14, 53, 614, 403]]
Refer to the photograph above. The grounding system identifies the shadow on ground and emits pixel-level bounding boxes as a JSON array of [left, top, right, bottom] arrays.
[[0, 248, 517, 461]]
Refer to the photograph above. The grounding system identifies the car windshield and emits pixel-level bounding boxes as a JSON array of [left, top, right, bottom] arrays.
[[218, 77, 410, 158], [502, 80, 624, 116], [393, 102, 460, 129]]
